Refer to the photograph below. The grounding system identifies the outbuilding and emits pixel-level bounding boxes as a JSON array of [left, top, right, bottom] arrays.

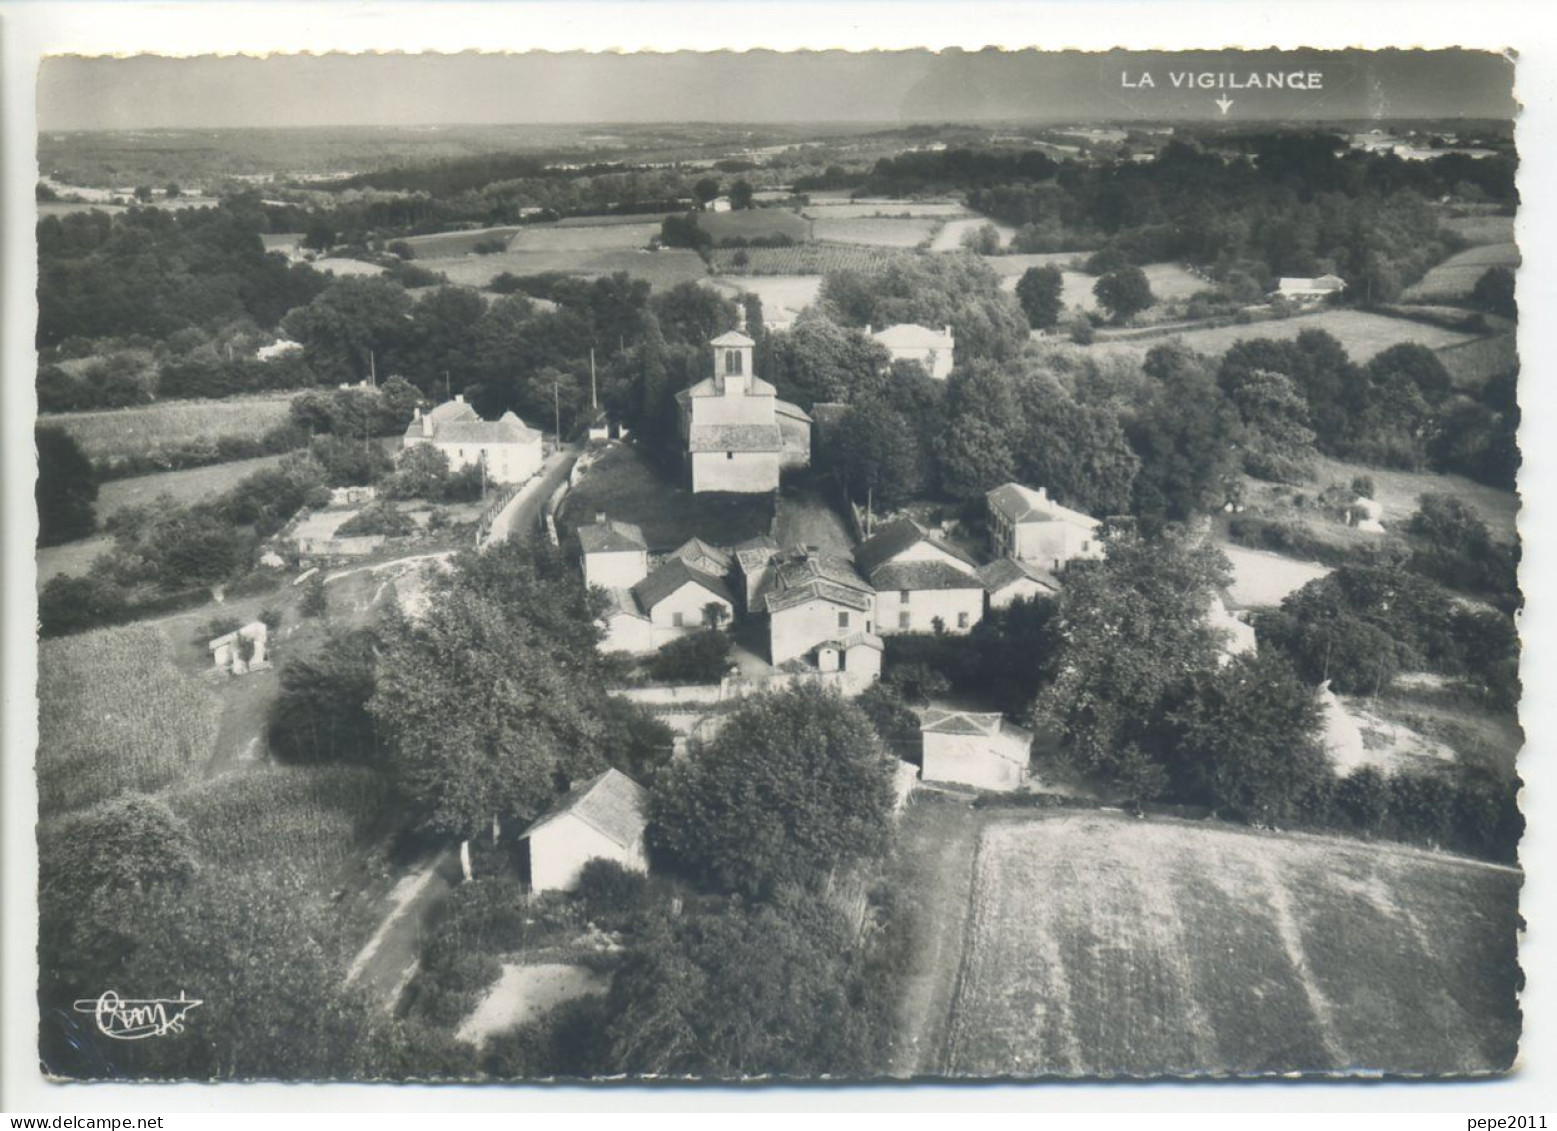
[[519, 768, 650, 894]]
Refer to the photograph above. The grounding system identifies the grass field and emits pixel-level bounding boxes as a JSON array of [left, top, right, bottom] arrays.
[[558, 441, 773, 551], [40, 395, 297, 465], [1215, 541, 1332, 610], [421, 246, 707, 289], [1068, 309, 1481, 365], [510, 222, 661, 252], [704, 274, 822, 324], [38, 623, 222, 815], [812, 215, 941, 248], [696, 209, 811, 244], [941, 814, 1520, 1077], [1438, 332, 1519, 388], [1441, 215, 1516, 246], [399, 226, 522, 257], [709, 244, 915, 276], [170, 764, 390, 887], [1401, 243, 1520, 304], [1310, 454, 1519, 544], [804, 200, 968, 220], [930, 217, 1016, 252]]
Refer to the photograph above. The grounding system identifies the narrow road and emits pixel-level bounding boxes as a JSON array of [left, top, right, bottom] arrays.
[[482, 443, 580, 547]]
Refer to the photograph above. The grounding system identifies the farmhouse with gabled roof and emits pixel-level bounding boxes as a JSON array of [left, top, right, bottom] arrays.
[[404, 394, 543, 485], [986, 482, 1103, 573], [854, 517, 986, 635]]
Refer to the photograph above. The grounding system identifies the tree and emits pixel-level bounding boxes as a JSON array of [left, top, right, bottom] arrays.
[[650, 281, 737, 348], [1472, 266, 1517, 319], [1093, 265, 1155, 323], [1015, 264, 1065, 330], [383, 441, 453, 500], [38, 573, 128, 637], [268, 627, 382, 764], [1013, 376, 1139, 516], [648, 630, 733, 683], [649, 684, 897, 897], [729, 179, 755, 210], [36, 425, 98, 546], [960, 222, 1002, 255], [693, 177, 721, 210], [133, 185, 154, 202], [826, 394, 929, 510], [301, 573, 329, 618], [281, 275, 412, 383], [934, 361, 1021, 499], [763, 317, 891, 408], [1035, 524, 1231, 794], [40, 795, 198, 899], [1127, 342, 1242, 521], [1221, 367, 1317, 482], [1159, 652, 1329, 822]]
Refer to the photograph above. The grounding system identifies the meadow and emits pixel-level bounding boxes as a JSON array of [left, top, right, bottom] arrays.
[[400, 226, 523, 257], [704, 274, 823, 324], [1400, 242, 1520, 304], [696, 209, 811, 244], [170, 764, 390, 887], [1069, 309, 1481, 365], [942, 814, 1521, 1076], [1440, 214, 1516, 246], [40, 394, 297, 465], [422, 247, 707, 289], [709, 244, 915, 276], [37, 623, 222, 815], [812, 215, 942, 248]]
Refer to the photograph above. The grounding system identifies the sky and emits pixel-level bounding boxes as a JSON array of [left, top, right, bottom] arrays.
[[38, 48, 1517, 130]]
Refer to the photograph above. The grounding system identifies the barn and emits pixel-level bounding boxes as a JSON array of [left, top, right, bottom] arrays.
[[920, 709, 1032, 792], [519, 768, 650, 894]]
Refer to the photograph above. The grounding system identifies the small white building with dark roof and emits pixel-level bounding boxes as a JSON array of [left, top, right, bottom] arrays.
[[403, 394, 543, 485], [519, 768, 650, 893], [978, 557, 1061, 610], [578, 515, 649, 590], [630, 557, 736, 648], [920, 709, 1032, 792], [756, 545, 878, 667]]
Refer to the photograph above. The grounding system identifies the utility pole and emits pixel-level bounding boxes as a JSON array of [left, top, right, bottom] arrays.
[[553, 377, 562, 448], [444, 370, 451, 402], [589, 348, 598, 410], [368, 350, 377, 389]]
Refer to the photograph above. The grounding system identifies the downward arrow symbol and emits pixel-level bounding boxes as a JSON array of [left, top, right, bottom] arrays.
[[1215, 96, 1234, 115]]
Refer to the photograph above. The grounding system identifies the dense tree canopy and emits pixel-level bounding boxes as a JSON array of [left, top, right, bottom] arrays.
[[36, 426, 98, 546], [649, 684, 897, 898]]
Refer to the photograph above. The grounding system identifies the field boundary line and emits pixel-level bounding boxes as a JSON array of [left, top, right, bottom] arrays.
[[936, 812, 993, 1076]]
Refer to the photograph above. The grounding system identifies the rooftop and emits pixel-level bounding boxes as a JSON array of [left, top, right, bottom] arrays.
[[872, 322, 955, 348], [872, 559, 986, 593], [855, 516, 979, 577], [631, 556, 736, 612], [977, 556, 1062, 593], [520, 768, 648, 850], [578, 517, 648, 555], [987, 482, 1100, 530], [758, 545, 874, 614]]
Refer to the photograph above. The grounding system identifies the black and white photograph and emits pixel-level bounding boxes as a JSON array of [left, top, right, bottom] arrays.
[[11, 27, 1534, 1097]]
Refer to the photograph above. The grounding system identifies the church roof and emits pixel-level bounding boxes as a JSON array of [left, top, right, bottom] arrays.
[[774, 399, 813, 424], [678, 374, 779, 400], [711, 329, 756, 348]]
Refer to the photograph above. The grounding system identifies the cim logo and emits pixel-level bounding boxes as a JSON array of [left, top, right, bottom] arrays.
[[72, 991, 204, 1040]]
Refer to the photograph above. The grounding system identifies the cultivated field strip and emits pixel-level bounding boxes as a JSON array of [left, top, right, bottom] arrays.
[[942, 814, 1520, 1078]]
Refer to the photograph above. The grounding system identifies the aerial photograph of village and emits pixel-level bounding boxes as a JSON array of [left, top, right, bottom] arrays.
[[29, 48, 1522, 1084]]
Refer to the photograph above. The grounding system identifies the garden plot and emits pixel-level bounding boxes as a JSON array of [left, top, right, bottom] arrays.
[[1401, 243, 1520, 304], [704, 274, 822, 325], [812, 215, 943, 248], [456, 963, 607, 1047], [1215, 541, 1331, 610]]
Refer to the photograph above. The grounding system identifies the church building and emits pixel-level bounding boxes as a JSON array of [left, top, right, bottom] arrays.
[[677, 321, 809, 494]]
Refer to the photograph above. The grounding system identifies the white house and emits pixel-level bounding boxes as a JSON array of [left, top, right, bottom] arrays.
[[854, 518, 986, 636], [986, 482, 1104, 573], [666, 536, 733, 580], [630, 558, 737, 648], [403, 395, 543, 485], [578, 515, 649, 590], [520, 768, 650, 893], [977, 556, 1061, 610], [756, 545, 877, 666], [869, 323, 956, 380], [208, 621, 270, 676], [1273, 275, 1347, 303], [920, 709, 1032, 792], [677, 324, 810, 493]]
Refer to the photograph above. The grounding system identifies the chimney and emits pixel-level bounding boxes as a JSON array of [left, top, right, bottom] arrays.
[[454, 393, 465, 404], [945, 325, 953, 339], [595, 512, 607, 525]]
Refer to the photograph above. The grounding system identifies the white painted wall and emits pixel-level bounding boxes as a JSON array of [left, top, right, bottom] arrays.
[[1010, 520, 1102, 572], [874, 586, 984, 636], [407, 434, 543, 485], [692, 450, 779, 493], [584, 549, 648, 589], [527, 815, 647, 893], [922, 732, 1026, 791], [988, 575, 1052, 610], [770, 597, 868, 665], [599, 612, 653, 655]]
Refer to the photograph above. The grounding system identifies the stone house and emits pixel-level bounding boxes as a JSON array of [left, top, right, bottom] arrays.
[[578, 515, 650, 590], [854, 517, 986, 636], [755, 545, 878, 667], [403, 394, 543, 485]]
